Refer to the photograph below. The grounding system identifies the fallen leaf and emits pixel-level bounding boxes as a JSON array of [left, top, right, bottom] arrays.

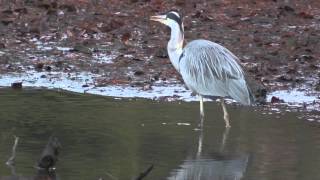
[[271, 96, 284, 103]]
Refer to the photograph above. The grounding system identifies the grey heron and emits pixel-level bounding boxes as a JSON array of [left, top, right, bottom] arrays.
[[150, 11, 253, 128]]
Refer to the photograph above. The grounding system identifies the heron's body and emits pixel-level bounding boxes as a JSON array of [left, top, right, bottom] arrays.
[[151, 11, 253, 127], [179, 40, 251, 105]]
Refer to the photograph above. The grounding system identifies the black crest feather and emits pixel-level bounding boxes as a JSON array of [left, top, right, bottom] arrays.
[[166, 10, 183, 32]]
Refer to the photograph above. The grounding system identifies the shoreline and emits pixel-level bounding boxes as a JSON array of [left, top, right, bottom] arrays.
[[1, 70, 319, 111]]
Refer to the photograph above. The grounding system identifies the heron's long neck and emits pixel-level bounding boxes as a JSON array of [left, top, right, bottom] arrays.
[[167, 27, 184, 72]]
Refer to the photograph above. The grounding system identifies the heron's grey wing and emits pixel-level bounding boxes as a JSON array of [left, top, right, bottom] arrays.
[[179, 40, 252, 105]]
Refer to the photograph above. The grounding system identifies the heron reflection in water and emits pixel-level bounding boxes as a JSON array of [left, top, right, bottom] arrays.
[[168, 128, 249, 180]]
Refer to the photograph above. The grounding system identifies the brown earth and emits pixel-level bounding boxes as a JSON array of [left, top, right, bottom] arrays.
[[0, 0, 320, 103]]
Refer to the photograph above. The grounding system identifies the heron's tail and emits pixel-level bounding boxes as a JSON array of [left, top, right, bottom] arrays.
[[227, 79, 253, 105]]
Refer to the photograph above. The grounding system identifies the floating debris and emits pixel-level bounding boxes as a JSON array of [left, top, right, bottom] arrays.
[[177, 123, 191, 126]]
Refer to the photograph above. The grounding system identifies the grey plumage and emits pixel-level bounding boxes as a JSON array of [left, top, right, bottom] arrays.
[[151, 11, 253, 127], [179, 39, 252, 105]]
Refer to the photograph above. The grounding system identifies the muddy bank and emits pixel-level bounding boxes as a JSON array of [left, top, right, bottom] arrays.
[[0, 70, 319, 114], [0, 0, 319, 109]]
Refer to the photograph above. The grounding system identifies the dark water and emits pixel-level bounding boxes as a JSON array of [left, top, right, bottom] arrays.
[[0, 88, 319, 180]]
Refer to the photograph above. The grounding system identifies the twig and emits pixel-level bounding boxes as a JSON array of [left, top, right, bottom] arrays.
[[6, 135, 19, 166], [133, 164, 154, 180], [104, 171, 118, 180]]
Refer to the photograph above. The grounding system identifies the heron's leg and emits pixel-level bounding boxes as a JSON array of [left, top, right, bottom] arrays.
[[200, 95, 204, 118], [199, 95, 204, 128], [221, 98, 231, 128]]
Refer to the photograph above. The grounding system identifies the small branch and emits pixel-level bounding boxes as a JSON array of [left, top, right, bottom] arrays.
[[104, 171, 118, 180], [133, 164, 154, 180], [6, 135, 19, 166]]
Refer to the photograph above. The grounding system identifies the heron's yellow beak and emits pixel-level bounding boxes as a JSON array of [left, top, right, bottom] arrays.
[[150, 15, 167, 24]]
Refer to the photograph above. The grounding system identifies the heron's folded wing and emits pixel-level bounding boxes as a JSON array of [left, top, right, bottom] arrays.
[[179, 40, 251, 105]]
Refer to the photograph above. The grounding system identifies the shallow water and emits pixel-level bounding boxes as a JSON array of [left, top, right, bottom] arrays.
[[0, 89, 319, 180]]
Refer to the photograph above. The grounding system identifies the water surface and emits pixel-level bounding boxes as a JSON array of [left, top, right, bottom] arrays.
[[0, 88, 319, 180]]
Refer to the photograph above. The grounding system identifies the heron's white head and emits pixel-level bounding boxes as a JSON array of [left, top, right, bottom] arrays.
[[150, 10, 184, 33], [150, 11, 184, 71]]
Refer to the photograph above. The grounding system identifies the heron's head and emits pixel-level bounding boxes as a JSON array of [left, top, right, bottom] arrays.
[[150, 10, 183, 33]]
